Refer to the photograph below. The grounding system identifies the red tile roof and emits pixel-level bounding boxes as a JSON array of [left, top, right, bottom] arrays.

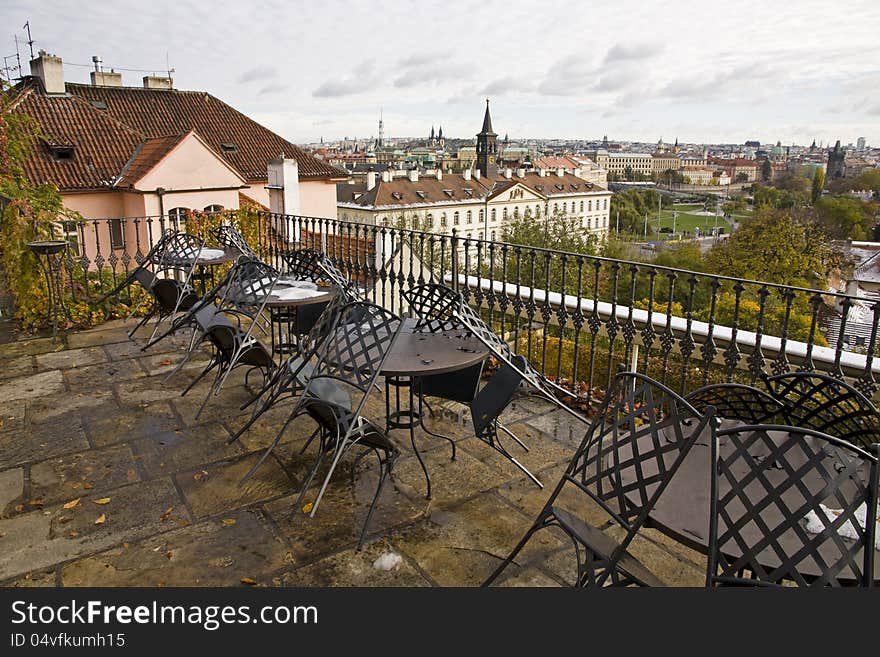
[[115, 133, 189, 188], [65, 82, 342, 181], [7, 79, 145, 190], [5, 77, 344, 192]]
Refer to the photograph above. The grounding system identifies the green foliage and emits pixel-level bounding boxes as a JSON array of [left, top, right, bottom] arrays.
[[814, 195, 875, 240], [609, 188, 664, 236], [705, 206, 836, 288], [850, 169, 880, 193], [761, 159, 773, 181], [811, 167, 825, 204]]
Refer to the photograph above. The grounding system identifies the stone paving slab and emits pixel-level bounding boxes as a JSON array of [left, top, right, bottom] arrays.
[[129, 422, 239, 478], [174, 453, 294, 519], [0, 417, 90, 468], [0, 370, 65, 404], [275, 540, 430, 587], [0, 355, 36, 381], [0, 477, 189, 581], [28, 444, 141, 509], [60, 508, 292, 587], [35, 346, 107, 372]]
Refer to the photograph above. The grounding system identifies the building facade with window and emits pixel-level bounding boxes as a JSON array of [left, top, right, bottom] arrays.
[[337, 167, 612, 241], [7, 51, 344, 256]]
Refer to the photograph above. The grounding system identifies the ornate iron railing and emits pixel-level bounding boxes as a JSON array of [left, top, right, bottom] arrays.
[[51, 211, 880, 401]]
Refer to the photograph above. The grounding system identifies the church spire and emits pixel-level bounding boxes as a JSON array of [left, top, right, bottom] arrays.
[[479, 98, 495, 136]]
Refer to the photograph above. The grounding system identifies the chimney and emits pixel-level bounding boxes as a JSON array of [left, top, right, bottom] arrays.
[[90, 69, 123, 87], [474, 169, 481, 180], [409, 169, 419, 182], [539, 168, 547, 177], [504, 168, 512, 179], [463, 169, 472, 181], [143, 75, 173, 90], [29, 51, 65, 94], [366, 170, 377, 191], [436, 170, 443, 181], [517, 168, 526, 178], [381, 170, 391, 182], [556, 168, 565, 177], [267, 155, 303, 240]]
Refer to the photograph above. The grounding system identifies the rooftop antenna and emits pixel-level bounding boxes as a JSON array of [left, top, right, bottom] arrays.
[[165, 51, 175, 84], [13, 35, 22, 79], [23, 21, 34, 60], [378, 108, 384, 147], [91, 55, 103, 73]]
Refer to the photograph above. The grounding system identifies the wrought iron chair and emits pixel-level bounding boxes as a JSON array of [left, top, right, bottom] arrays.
[[484, 371, 716, 587], [179, 260, 279, 419], [762, 371, 880, 450], [211, 224, 260, 261], [242, 301, 403, 549], [228, 293, 347, 446], [707, 424, 879, 587], [125, 232, 204, 342], [147, 259, 279, 382], [685, 382, 785, 424], [401, 283, 538, 487]]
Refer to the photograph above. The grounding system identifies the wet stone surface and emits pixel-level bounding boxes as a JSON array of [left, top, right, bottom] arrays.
[[0, 319, 709, 587]]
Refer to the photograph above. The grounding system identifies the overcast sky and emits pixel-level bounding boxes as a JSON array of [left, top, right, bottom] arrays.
[[2, 0, 878, 146]]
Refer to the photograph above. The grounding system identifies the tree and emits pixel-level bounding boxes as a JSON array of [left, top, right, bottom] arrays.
[[811, 167, 825, 204], [851, 168, 880, 193], [761, 159, 773, 181], [705, 206, 836, 288], [735, 172, 749, 183], [814, 195, 875, 240]]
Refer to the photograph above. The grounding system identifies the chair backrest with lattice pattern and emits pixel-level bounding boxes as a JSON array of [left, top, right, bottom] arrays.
[[708, 424, 879, 587], [763, 372, 880, 449], [403, 283, 463, 333], [685, 383, 785, 425], [212, 224, 259, 260]]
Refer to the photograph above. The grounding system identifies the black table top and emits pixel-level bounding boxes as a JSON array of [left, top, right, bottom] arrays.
[[381, 321, 489, 377], [618, 422, 879, 583]]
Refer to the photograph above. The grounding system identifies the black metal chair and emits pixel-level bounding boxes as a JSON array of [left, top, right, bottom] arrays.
[[707, 424, 879, 587], [243, 301, 403, 549], [100, 231, 203, 342], [148, 259, 278, 382], [484, 371, 716, 587], [762, 371, 880, 450], [211, 224, 259, 261], [685, 382, 785, 424], [402, 283, 541, 486], [180, 260, 279, 419], [228, 293, 347, 446]]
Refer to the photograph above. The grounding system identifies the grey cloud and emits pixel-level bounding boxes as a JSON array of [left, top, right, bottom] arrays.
[[257, 84, 286, 96], [393, 68, 461, 88], [537, 54, 595, 96], [313, 61, 377, 97], [237, 65, 278, 84], [400, 53, 434, 68], [480, 76, 532, 95], [603, 42, 662, 65]]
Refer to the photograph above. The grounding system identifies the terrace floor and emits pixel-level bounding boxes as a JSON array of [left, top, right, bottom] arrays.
[[0, 319, 708, 587]]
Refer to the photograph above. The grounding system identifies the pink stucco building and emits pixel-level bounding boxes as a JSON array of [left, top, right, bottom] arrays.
[[8, 51, 344, 255]]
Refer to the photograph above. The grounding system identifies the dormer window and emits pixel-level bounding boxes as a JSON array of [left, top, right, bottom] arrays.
[[555, 183, 564, 191], [391, 191, 403, 200], [416, 190, 426, 199], [220, 143, 237, 153], [50, 145, 75, 161], [443, 189, 454, 197]]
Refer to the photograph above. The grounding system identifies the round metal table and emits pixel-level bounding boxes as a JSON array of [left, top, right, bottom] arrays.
[[263, 284, 337, 355], [381, 320, 489, 499]]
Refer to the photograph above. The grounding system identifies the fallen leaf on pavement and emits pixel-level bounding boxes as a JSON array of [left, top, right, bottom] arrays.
[[240, 578, 257, 586], [63, 498, 81, 509], [94, 514, 106, 525], [221, 518, 236, 526], [302, 502, 313, 514], [160, 507, 174, 521], [94, 498, 111, 505]]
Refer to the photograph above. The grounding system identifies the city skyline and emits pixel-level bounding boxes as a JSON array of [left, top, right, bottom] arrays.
[[1, 0, 878, 146]]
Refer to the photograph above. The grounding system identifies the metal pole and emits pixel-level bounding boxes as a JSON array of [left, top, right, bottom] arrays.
[[615, 210, 619, 236], [644, 212, 647, 239]]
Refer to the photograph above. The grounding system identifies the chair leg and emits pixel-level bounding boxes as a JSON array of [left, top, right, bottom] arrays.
[[497, 422, 530, 451], [418, 391, 456, 461], [127, 309, 154, 339], [356, 448, 396, 551], [291, 444, 325, 521], [181, 359, 218, 397], [482, 520, 545, 586], [194, 362, 227, 421], [238, 410, 307, 486]]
